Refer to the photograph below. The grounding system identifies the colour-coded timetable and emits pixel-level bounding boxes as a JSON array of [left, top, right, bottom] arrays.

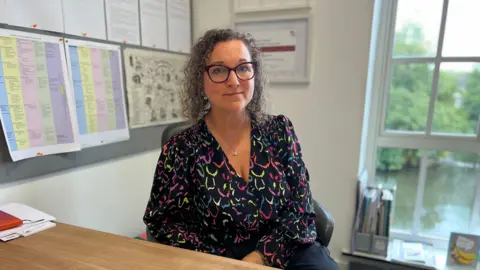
[[66, 40, 129, 148], [0, 31, 80, 161]]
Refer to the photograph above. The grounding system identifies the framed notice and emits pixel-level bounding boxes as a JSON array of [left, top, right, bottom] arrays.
[[235, 17, 310, 84]]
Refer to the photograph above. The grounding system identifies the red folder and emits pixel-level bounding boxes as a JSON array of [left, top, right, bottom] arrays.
[[0, 210, 22, 231]]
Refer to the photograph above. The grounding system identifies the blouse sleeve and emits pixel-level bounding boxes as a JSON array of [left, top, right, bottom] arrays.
[[256, 115, 317, 268], [143, 137, 218, 254]]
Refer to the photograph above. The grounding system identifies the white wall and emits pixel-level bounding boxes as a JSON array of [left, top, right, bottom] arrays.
[[193, 0, 374, 264], [0, 149, 160, 237], [0, 0, 373, 266]]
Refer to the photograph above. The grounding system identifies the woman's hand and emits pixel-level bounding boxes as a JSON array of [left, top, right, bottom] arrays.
[[242, 251, 265, 265]]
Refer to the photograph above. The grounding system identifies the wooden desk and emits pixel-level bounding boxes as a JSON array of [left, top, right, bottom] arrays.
[[0, 223, 273, 269]]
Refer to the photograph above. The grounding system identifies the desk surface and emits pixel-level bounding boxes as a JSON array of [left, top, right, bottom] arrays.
[[0, 223, 272, 270]]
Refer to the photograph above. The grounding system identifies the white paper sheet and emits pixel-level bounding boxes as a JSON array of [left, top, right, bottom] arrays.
[[0, 0, 7, 24], [140, 0, 168, 49], [0, 203, 56, 239], [0, 233, 20, 241], [124, 47, 186, 128], [105, 0, 140, 45], [65, 39, 130, 148], [6, 0, 64, 32], [167, 0, 191, 53], [0, 29, 81, 161], [62, 0, 107, 40]]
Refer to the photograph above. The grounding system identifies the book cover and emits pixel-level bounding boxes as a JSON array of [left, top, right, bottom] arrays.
[[447, 232, 480, 268], [0, 210, 22, 231]]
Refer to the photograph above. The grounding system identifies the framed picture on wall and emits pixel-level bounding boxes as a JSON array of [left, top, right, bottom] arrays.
[[235, 17, 310, 84], [233, 0, 311, 14]]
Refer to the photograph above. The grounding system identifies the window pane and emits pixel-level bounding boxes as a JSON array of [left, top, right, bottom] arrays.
[[443, 0, 480, 57], [393, 0, 443, 57], [375, 147, 423, 231], [385, 63, 434, 132], [432, 63, 480, 135], [473, 201, 480, 235], [420, 151, 480, 238]]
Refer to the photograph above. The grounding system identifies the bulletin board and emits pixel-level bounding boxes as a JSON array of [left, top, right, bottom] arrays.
[[4, 0, 192, 52], [0, 123, 168, 184], [0, 0, 193, 184]]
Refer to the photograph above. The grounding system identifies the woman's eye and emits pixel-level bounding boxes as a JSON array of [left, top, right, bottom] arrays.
[[237, 65, 251, 73], [212, 67, 225, 74]]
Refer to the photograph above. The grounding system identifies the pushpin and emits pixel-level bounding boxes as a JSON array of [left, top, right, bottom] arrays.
[[82, 32, 87, 36], [59, 37, 64, 41], [37, 152, 43, 156], [32, 23, 37, 28]]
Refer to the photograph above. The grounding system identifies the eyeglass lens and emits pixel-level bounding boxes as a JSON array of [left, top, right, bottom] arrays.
[[208, 63, 255, 83]]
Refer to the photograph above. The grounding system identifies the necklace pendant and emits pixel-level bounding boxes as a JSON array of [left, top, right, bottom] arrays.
[[232, 151, 239, 156]]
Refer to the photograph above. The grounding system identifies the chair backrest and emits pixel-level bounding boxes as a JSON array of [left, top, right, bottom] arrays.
[[161, 121, 194, 145]]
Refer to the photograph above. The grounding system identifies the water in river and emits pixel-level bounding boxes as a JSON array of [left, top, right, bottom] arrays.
[[376, 161, 480, 238]]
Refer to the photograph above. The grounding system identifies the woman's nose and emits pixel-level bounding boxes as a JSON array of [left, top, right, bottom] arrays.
[[226, 70, 240, 87]]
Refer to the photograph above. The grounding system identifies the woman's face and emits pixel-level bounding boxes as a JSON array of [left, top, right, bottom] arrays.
[[203, 40, 255, 114]]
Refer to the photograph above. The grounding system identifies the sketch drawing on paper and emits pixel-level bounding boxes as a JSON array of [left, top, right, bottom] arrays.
[[124, 47, 187, 128]]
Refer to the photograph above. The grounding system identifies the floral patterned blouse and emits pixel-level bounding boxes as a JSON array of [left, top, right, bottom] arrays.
[[143, 115, 317, 268]]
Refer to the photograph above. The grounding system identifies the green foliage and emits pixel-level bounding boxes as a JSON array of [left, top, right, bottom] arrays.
[[376, 148, 404, 171], [463, 68, 480, 126], [386, 86, 429, 131], [393, 23, 430, 57], [377, 24, 480, 171]]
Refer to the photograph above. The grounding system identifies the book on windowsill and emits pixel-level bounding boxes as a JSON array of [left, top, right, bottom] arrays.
[[390, 239, 436, 269], [401, 242, 426, 263]]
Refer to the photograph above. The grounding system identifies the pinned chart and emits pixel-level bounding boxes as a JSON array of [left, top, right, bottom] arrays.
[[105, 0, 140, 45], [65, 40, 129, 148], [124, 47, 186, 128], [62, 0, 107, 40], [0, 30, 80, 161], [166, 0, 191, 53], [6, 0, 64, 32]]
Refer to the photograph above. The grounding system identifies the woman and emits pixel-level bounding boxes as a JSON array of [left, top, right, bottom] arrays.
[[143, 29, 338, 270]]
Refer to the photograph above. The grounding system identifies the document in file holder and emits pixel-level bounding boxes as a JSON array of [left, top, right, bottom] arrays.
[[0, 203, 56, 241]]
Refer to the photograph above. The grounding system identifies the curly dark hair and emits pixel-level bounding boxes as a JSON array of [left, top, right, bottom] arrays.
[[181, 29, 267, 122]]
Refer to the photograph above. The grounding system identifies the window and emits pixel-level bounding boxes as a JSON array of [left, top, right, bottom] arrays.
[[364, 0, 480, 249]]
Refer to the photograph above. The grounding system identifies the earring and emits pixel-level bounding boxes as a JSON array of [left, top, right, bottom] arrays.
[[201, 91, 208, 101]]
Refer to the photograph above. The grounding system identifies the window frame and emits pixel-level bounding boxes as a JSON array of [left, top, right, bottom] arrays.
[[364, 0, 480, 249]]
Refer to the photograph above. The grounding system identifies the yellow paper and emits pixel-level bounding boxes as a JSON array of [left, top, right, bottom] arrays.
[[0, 37, 30, 149], [78, 46, 98, 133]]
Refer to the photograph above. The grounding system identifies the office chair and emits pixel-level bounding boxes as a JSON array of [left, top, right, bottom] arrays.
[[147, 121, 335, 247]]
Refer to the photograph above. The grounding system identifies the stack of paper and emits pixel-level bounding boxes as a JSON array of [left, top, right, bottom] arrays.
[[390, 239, 437, 269], [0, 203, 56, 241]]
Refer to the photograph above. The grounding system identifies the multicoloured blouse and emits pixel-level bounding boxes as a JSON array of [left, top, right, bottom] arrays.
[[143, 115, 317, 268]]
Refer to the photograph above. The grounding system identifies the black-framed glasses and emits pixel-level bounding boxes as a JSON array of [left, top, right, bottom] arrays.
[[205, 62, 256, 83]]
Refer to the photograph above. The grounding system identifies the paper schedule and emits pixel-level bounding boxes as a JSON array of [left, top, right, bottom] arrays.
[[66, 40, 129, 148], [0, 30, 80, 161]]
